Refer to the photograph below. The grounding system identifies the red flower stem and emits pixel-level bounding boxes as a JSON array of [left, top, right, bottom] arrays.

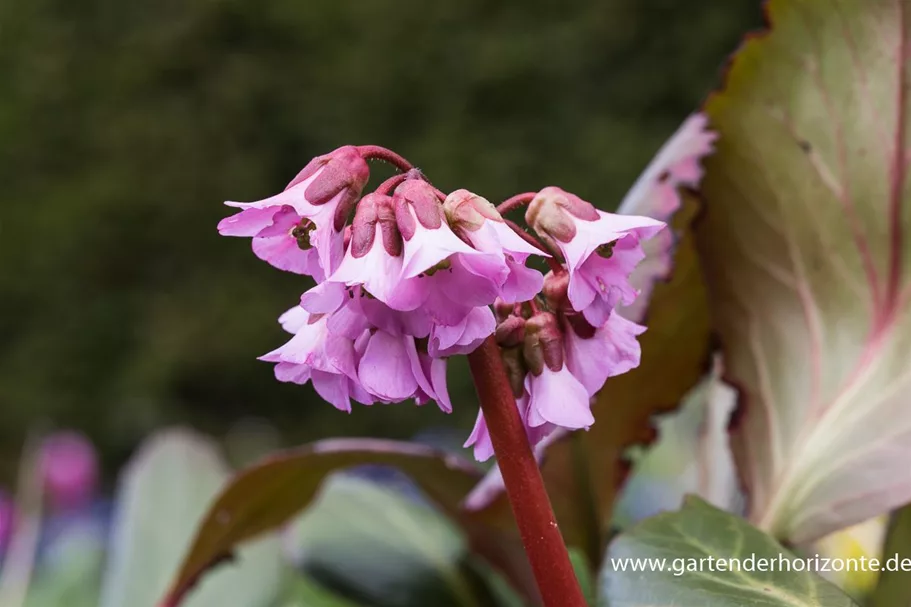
[[357, 145, 414, 173], [466, 337, 587, 607], [373, 172, 410, 196], [497, 192, 537, 214]]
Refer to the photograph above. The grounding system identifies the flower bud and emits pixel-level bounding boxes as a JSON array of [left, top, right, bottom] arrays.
[[286, 146, 371, 232], [526, 187, 600, 246], [500, 346, 528, 398], [542, 270, 570, 312], [394, 180, 443, 240], [443, 189, 501, 232], [523, 311, 564, 374], [495, 315, 526, 348], [494, 298, 517, 321]]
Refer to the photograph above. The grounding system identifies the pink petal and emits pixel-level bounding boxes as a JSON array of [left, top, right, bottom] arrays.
[[430, 357, 452, 413], [464, 411, 495, 462], [401, 220, 477, 280], [429, 306, 495, 357], [274, 361, 312, 384], [525, 367, 593, 429], [301, 282, 348, 315], [217, 206, 284, 237], [564, 314, 646, 395], [358, 333, 418, 401], [311, 370, 353, 412], [331, 225, 406, 304]]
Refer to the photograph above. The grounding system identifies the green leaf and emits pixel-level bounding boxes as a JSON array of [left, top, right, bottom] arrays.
[[870, 504, 911, 607], [162, 439, 536, 606], [279, 575, 364, 607], [699, 0, 911, 544], [286, 475, 481, 607], [99, 428, 283, 607], [24, 530, 104, 607], [600, 497, 859, 606]]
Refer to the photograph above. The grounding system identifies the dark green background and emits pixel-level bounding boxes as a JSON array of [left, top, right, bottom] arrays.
[[0, 0, 760, 478]]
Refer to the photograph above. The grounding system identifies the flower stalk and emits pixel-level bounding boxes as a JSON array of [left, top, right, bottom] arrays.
[[466, 336, 587, 607]]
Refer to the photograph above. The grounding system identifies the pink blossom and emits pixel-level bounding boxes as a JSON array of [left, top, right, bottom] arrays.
[[0, 491, 12, 553], [464, 393, 558, 462], [563, 312, 646, 395], [444, 189, 545, 303], [218, 146, 369, 277], [260, 306, 368, 412], [524, 366, 593, 430], [527, 187, 664, 326], [390, 182, 506, 325], [428, 306, 495, 357], [38, 431, 98, 512]]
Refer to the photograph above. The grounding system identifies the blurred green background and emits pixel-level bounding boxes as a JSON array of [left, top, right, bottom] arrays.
[[0, 0, 760, 479]]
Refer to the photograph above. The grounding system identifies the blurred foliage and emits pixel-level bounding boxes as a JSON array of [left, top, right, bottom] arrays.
[[0, 0, 760, 477]]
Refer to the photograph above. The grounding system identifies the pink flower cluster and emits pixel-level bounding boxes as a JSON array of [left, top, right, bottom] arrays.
[[218, 146, 663, 461]]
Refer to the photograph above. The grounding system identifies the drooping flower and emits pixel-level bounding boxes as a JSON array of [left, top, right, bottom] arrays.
[[218, 146, 370, 277], [526, 187, 664, 326], [268, 284, 453, 412], [390, 181, 506, 325], [38, 431, 98, 512], [443, 189, 546, 303], [464, 310, 595, 462], [259, 305, 369, 413], [330, 180, 511, 330], [563, 311, 645, 396]]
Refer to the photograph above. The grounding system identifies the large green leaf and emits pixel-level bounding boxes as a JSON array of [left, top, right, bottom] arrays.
[[698, 0, 911, 544], [601, 497, 859, 607], [99, 428, 283, 607], [285, 475, 483, 607], [162, 439, 537, 606]]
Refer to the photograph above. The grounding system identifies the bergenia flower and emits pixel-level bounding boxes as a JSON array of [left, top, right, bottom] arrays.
[[522, 312, 593, 430], [526, 187, 664, 326], [390, 181, 506, 325], [38, 431, 98, 512], [260, 305, 369, 412], [443, 189, 546, 303], [218, 145, 369, 277]]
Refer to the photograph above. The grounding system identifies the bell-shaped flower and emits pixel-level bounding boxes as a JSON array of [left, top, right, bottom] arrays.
[[428, 305, 496, 357], [329, 193, 408, 305], [443, 189, 546, 303], [526, 187, 664, 326], [259, 305, 370, 413], [563, 312, 646, 396], [388, 181, 506, 326], [218, 146, 369, 276], [522, 312, 593, 430]]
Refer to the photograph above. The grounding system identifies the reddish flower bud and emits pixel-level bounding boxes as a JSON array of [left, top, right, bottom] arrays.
[[443, 189, 501, 232], [495, 315, 526, 348], [394, 180, 443, 239], [523, 311, 564, 374]]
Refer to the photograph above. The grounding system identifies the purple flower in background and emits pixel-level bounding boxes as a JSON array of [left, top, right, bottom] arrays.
[[38, 431, 98, 512], [218, 146, 370, 277], [0, 491, 13, 553]]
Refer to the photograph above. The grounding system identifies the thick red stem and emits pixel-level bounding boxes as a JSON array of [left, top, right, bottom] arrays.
[[356, 145, 414, 172], [466, 337, 586, 607]]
